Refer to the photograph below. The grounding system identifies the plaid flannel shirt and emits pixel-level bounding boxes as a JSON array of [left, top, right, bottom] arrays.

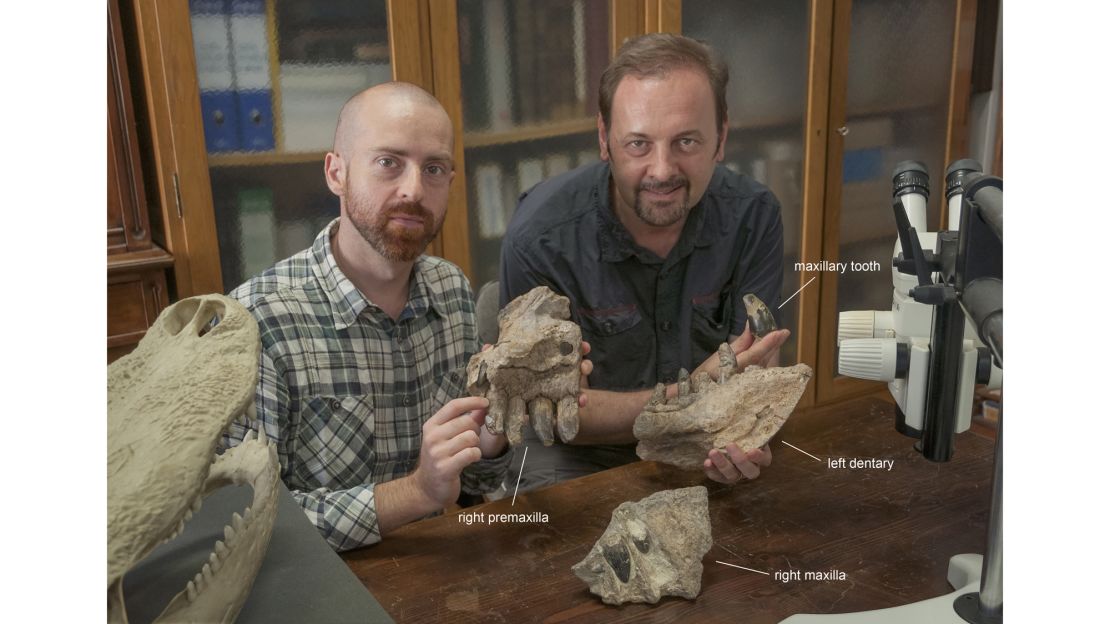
[[221, 219, 511, 551]]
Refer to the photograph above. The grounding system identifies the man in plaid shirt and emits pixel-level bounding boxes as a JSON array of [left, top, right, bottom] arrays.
[[221, 83, 516, 551]]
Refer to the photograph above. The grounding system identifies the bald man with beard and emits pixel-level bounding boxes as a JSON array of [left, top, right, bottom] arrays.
[[221, 83, 517, 551]]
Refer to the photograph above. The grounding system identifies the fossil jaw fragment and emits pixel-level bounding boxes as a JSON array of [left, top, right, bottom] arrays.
[[108, 295, 280, 624], [572, 486, 712, 605], [466, 286, 582, 446], [633, 344, 813, 471]]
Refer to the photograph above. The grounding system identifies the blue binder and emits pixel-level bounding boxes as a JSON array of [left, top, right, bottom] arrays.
[[190, 0, 240, 152], [229, 0, 276, 151]]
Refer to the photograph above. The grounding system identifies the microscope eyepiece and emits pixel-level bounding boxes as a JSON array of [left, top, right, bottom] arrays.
[[892, 160, 930, 200], [944, 158, 983, 200]]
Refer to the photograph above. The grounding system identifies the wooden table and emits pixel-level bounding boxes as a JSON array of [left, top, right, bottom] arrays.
[[343, 395, 996, 623]]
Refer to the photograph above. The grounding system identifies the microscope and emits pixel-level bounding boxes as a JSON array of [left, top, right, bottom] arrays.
[[785, 160, 1004, 623], [837, 160, 1001, 454]]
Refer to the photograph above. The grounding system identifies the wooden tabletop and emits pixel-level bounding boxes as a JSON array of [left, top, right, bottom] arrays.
[[343, 394, 996, 623]]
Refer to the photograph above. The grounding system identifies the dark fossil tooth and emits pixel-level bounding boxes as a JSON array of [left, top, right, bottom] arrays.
[[742, 293, 778, 338], [603, 542, 632, 583]]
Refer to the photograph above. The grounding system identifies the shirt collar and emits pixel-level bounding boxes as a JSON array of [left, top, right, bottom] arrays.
[[311, 218, 444, 330], [594, 163, 711, 265]]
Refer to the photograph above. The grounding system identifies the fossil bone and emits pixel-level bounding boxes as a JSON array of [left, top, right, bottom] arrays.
[[743, 292, 778, 338], [634, 345, 813, 470], [108, 294, 280, 623], [466, 286, 582, 446], [572, 486, 711, 605]]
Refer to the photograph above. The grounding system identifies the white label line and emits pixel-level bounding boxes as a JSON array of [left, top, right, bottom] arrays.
[[511, 446, 529, 506], [716, 561, 770, 576], [779, 276, 817, 309], [782, 441, 823, 463]]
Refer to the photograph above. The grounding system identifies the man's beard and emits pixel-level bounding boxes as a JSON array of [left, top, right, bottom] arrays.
[[348, 194, 442, 262], [633, 175, 691, 227]]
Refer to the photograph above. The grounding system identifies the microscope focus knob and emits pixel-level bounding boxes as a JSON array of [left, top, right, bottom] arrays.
[[839, 338, 904, 382], [837, 310, 894, 345]]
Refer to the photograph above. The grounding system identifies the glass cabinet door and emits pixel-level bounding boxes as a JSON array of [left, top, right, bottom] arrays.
[[683, 0, 810, 365], [826, 0, 956, 392], [187, 0, 393, 291], [456, 0, 611, 290]]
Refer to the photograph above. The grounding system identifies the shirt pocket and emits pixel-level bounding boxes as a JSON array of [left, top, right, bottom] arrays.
[[578, 305, 650, 384], [294, 394, 376, 489], [430, 368, 467, 415], [691, 289, 734, 356]]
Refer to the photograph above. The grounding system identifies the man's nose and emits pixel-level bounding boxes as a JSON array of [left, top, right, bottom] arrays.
[[648, 144, 678, 181], [398, 165, 425, 203]]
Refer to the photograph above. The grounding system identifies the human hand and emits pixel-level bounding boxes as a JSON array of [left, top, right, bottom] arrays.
[[577, 340, 593, 403], [703, 443, 773, 484], [414, 396, 489, 508], [693, 326, 790, 381]]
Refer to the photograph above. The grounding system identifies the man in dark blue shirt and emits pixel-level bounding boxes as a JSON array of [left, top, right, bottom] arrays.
[[501, 34, 790, 490]]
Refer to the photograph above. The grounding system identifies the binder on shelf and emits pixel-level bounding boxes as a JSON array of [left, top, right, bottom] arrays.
[[510, 2, 538, 126], [228, 0, 275, 151], [517, 158, 544, 195], [482, 0, 514, 131], [576, 148, 596, 168], [457, 0, 490, 130], [474, 164, 507, 239], [582, 0, 608, 117], [534, 3, 576, 122], [544, 153, 572, 178], [190, 0, 239, 152], [238, 187, 276, 279]]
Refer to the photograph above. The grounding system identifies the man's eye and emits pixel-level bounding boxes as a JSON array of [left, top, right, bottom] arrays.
[[679, 138, 697, 147], [426, 164, 446, 175], [377, 158, 397, 168]]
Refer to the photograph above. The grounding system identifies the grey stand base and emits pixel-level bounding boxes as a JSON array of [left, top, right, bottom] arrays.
[[780, 554, 998, 623]]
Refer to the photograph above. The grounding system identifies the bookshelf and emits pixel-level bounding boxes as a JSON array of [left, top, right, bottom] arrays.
[[464, 117, 597, 149], [207, 150, 327, 168], [120, 0, 982, 408]]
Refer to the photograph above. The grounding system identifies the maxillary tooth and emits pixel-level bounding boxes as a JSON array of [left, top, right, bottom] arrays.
[[244, 507, 253, 523], [202, 563, 214, 581], [194, 571, 205, 591], [215, 540, 229, 558], [232, 512, 245, 531], [677, 369, 691, 397], [184, 508, 194, 522], [209, 552, 222, 573], [186, 580, 197, 602], [192, 497, 202, 513], [224, 525, 236, 545]]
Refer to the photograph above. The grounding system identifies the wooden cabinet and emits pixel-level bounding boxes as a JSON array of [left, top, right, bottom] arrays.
[[108, 0, 175, 363], [119, 0, 989, 404]]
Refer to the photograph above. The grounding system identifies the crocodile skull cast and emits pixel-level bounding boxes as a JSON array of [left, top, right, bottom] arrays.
[[466, 286, 583, 446], [108, 295, 279, 623]]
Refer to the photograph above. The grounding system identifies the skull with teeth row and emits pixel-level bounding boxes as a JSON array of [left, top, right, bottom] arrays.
[[466, 286, 583, 446], [108, 295, 279, 623]]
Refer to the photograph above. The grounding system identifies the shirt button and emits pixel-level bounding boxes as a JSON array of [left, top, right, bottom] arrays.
[[603, 321, 614, 332], [661, 321, 673, 331], [402, 394, 412, 407]]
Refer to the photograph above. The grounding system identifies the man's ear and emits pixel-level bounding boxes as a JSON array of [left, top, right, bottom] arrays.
[[324, 152, 346, 196], [597, 113, 610, 161], [715, 117, 729, 162]]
